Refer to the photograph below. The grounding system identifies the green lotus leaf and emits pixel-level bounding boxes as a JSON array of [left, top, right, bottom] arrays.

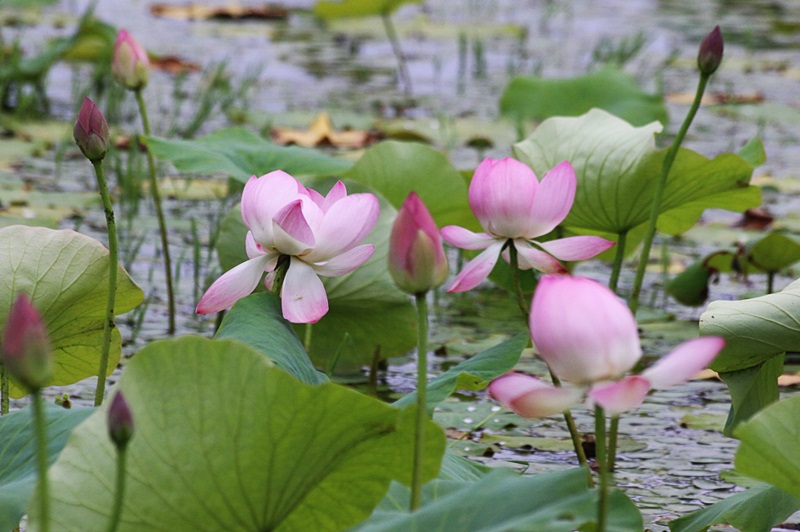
[[146, 127, 352, 183], [0, 225, 143, 397], [513, 109, 761, 236], [32, 336, 444, 531], [314, 0, 422, 18], [500, 66, 668, 127]]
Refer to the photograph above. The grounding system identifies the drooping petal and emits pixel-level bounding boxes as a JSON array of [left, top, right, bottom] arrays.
[[447, 241, 504, 293], [281, 257, 329, 323], [535, 235, 615, 261], [307, 192, 380, 261], [530, 275, 642, 384], [196, 255, 271, 314], [511, 240, 567, 273], [489, 373, 582, 419], [440, 225, 495, 251], [526, 161, 577, 238], [272, 200, 316, 256], [313, 244, 375, 277], [468, 158, 538, 239], [241, 171, 301, 246], [642, 336, 725, 389], [588, 376, 651, 416]]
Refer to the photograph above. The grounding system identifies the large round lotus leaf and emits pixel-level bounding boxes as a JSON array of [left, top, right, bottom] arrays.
[[513, 109, 761, 236], [0, 225, 143, 397], [31, 336, 444, 531]]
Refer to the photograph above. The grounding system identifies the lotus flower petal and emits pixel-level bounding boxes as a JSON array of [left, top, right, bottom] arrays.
[[588, 376, 651, 416], [535, 235, 615, 261], [447, 241, 504, 293], [489, 373, 582, 419], [526, 161, 578, 238], [440, 225, 495, 251], [281, 257, 328, 323], [309, 193, 380, 261], [196, 255, 271, 314], [511, 240, 567, 273], [642, 336, 724, 389], [468, 158, 538, 239], [273, 200, 316, 256], [313, 244, 375, 277], [530, 275, 642, 384], [241, 171, 300, 245]]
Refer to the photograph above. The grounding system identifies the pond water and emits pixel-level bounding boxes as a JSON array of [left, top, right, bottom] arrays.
[[4, 0, 800, 530]]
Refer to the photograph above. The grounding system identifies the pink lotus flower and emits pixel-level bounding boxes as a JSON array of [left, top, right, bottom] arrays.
[[73, 97, 109, 162], [388, 192, 448, 295], [197, 170, 379, 323], [112, 29, 150, 90], [1, 293, 53, 392], [490, 275, 725, 417], [440, 158, 614, 292]]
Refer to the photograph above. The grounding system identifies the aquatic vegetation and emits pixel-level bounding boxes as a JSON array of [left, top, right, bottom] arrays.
[[2, 6, 800, 532]]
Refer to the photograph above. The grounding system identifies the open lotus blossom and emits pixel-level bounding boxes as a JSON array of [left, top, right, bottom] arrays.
[[489, 275, 725, 417], [197, 170, 379, 323], [440, 157, 614, 292]]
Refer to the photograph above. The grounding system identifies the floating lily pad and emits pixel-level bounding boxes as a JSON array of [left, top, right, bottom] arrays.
[[314, 0, 423, 19]]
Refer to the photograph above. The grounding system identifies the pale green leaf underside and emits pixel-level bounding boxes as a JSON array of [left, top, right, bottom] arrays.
[[0, 225, 143, 397]]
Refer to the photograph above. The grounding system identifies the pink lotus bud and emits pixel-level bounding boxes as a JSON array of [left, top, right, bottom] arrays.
[[530, 275, 642, 384], [107, 391, 135, 449], [73, 97, 109, 162], [388, 192, 449, 295], [697, 26, 724, 76], [112, 29, 150, 90], [1, 293, 53, 392]]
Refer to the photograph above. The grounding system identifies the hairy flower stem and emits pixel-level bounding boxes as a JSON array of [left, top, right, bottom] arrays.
[[92, 159, 118, 407], [410, 292, 429, 511], [594, 405, 609, 532], [134, 89, 175, 335], [381, 13, 412, 96], [608, 231, 627, 294], [507, 241, 592, 485], [106, 447, 128, 532], [628, 73, 711, 314], [33, 390, 50, 532]]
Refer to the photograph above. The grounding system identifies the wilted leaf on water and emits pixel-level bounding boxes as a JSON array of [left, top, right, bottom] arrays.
[[501, 67, 668, 127], [272, 113, 376, 149], [665, 91, 765, 105], [0, 226, 143, 397], [778, 373, 800, 386], [150, 3, 289, 20], [733, 208, 774, 230], [32, 336, 444, 531]]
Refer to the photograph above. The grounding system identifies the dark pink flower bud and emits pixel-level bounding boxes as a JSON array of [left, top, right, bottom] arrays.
[[388, 192, 449, 295], [73, 97, 109, 162], [112, 30, 150, 90], [1, 293, 52, 392], [107, 391, 134, 449], [698, 26, 724, 76]]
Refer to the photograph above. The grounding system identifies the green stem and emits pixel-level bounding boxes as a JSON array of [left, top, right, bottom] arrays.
[[381, 13, 412, 96], [608, 415, 619, 471], [106, 447, 128, 532], [303, 323, 313, 353], [628, 73, 711, 315], [92, 159, 118, 407], [594, 405, 609, 532], [1, 367, 8, 414], [33, 390, 50, 532], [767, 271, 775, 294], [507, 241, 592, 484], [134, 89, 176, 335], [608, 231, 627, 294], [410, 292, 429, 511]]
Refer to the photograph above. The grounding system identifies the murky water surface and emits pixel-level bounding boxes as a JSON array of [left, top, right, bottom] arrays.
[[4, 0, 800, 529]]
